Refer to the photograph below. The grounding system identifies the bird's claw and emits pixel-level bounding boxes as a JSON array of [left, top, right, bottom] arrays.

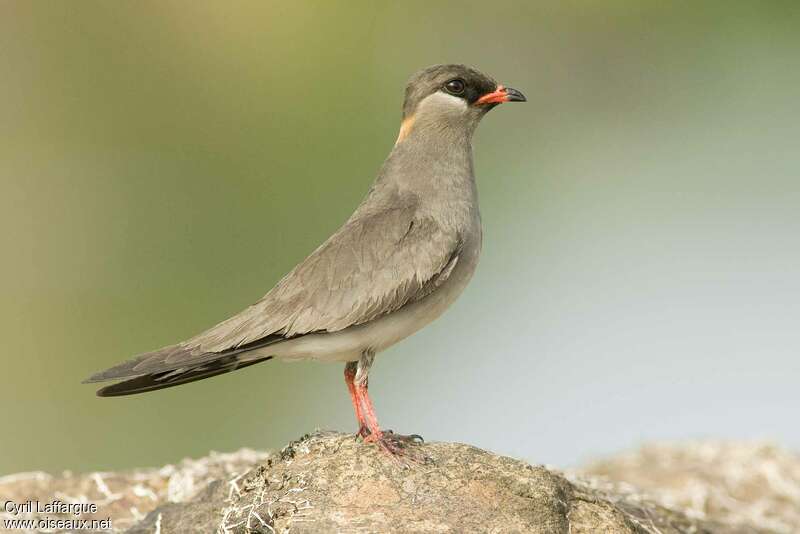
[[363, 430, 430, 466], [354, 425, 371, 440], [383, 429, 424, 443]]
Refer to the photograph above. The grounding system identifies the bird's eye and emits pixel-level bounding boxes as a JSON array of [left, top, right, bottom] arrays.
[[444, 79, 466, 96]]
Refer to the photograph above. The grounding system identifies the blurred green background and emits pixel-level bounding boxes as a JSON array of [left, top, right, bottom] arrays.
[[1, 1, 799, 475]]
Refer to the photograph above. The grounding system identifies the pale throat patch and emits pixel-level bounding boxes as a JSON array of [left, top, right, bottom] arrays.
[[424, 91, 469, 111], [396, 91, 468, 144]]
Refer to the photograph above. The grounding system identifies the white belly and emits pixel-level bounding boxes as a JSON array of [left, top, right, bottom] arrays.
[[248, 232, 481, 363]]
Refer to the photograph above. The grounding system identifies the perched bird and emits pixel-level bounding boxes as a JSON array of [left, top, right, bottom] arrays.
[[85, 64, 525, 457]]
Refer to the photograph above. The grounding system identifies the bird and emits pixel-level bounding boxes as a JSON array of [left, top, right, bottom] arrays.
[[84, 64, 526, 458]]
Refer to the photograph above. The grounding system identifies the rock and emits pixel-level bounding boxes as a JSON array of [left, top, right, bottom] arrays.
[[2, 432, 797, 533], [0, 449, 268, 532], [581, 441, 800, 534], [131, 430, 715, 534]]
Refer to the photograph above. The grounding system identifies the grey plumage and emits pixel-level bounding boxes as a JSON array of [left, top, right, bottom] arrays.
[[85, 64, 525, 398]]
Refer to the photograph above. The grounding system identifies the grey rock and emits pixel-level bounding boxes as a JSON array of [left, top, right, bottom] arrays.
[[124, 432, 750, 534], [4, 433, 796, 533]]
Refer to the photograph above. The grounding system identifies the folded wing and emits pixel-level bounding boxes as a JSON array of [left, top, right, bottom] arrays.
[[190, 203, 462, 351], [86, 202, 462, 385]]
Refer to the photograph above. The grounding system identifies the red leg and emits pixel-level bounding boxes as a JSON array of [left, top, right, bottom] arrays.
[[353, 377, 384, 443], [344, 362, 369, 438], [349, 353, 425, 462]]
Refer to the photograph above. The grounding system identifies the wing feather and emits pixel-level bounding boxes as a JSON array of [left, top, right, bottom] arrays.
[[188, 203, 461, 352], [85, 200, 462, 384]]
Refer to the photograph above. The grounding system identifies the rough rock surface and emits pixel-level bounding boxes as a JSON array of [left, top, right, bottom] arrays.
[[581, 441, 800, 534], [2, 432, 798, 533], [0, 448, 268, 532]]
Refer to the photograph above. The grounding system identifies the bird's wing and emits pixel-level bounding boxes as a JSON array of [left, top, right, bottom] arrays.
[[187, 202, 463, 352], [83, 335, 282, 383], [93, 355, 273, 396], [84, 201, 462, 384]]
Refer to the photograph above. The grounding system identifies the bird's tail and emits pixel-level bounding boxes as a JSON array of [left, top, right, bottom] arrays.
[[83, 336, 282, 396], [91, 355, 272, 396]]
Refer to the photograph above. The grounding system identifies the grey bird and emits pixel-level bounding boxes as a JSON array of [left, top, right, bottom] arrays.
[[85, 64, 525, 457]]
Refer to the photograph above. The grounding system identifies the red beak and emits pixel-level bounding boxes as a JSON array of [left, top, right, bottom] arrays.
[[475, 85, 527, 105]]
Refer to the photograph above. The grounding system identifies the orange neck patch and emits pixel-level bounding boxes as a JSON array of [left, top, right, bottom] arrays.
[[395, 115, 415, 145]]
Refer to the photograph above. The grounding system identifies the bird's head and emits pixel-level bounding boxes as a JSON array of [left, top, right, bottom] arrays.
[[397, 64, 526, 143]]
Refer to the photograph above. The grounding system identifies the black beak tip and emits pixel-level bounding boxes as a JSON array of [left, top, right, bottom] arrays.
[[506, 87, 527, 103]]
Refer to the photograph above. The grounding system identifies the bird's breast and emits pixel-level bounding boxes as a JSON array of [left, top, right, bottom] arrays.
[[267, 225, 482, 363]]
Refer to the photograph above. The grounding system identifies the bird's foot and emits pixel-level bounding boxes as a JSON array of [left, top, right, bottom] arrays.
[[354, 424, 371, 440], [364, 430, 429, 466], [382, 429, 424, 444]]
